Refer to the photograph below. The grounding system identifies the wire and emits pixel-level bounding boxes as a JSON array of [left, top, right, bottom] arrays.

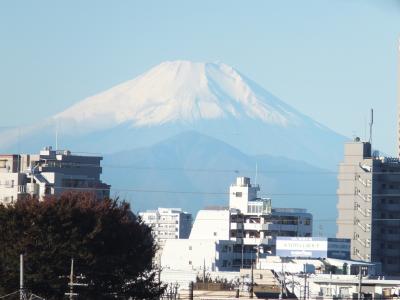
[[8, 159, 400, 175], [0, 291, 18, 299]]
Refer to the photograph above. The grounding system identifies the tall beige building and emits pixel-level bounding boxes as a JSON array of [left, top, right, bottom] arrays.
[[337, 138, 400, 275]]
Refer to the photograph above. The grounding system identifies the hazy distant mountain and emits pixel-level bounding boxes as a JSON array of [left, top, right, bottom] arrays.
[[0, 61, 345, 169], [103, 131, 338, 236]]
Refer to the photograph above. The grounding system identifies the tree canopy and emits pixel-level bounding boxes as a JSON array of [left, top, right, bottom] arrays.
[[0, 193, 164, 299]]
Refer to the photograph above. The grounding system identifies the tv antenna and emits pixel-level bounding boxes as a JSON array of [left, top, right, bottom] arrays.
[[255, 162, 258, 185], [369, 108, 373, 145], [55, 119, 59, 151]]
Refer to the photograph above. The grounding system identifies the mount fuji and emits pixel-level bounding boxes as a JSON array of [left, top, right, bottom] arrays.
[[1, 60, 345, 169]]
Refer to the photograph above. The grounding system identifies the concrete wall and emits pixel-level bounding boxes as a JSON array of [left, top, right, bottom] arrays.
[[189, 209, 231, 240], [161, 239, 236, 271]]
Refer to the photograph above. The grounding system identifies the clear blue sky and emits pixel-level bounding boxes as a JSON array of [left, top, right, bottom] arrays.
[[0, 0, 399, 155]]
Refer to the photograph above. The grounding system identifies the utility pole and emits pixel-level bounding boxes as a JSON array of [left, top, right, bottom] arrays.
[[303, 265, 307, 300], [18, 254, 45, 300], [203, 258, 206, 283], [250, 263, 254, 298], [358, 266, 363, 300], [69, 258, 75, 300], [291, 274, 294, 295], [189, 281, 193, 300], [279, 262, 284, 299], [20, 254, 25, 300], [64, 258, 88, 299], [241, 244, 244, 269]]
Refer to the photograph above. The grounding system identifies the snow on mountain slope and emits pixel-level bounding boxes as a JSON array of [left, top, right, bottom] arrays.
[[0, 60, 346, 169], [54, 61, 305, 130]]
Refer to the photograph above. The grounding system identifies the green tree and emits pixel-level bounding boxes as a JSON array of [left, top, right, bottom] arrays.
[[0, 193, 164, 299]]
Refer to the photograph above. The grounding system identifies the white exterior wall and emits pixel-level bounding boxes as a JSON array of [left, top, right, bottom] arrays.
[[189, 209, 230, 240], [161, 239, 235, 271]]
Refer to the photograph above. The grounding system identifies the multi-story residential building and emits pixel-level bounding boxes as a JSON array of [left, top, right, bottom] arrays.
[[139, 208, 192, 248], [337, 138, 400, 275], [161, 176, 313, 271], [0, 146, 110, 204]]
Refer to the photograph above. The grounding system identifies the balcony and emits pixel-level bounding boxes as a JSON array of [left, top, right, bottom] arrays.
[[243, 237, 262, 245], [230, 237, 243, 243], [357, 191, 371, 202], [356, 207, 371, 217], [243, 223, 262, 230], [242, 237, 273, 245]]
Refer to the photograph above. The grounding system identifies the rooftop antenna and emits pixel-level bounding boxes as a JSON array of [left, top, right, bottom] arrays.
[[255, 162, 258, 186], [364, 115, 367, 142], [55, 119, 59, 151], [17, 127, 21, 172], [369, 108, 374, 145]]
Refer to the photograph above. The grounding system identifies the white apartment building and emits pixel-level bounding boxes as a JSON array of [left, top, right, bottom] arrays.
[[0, 146, 110, 204], [139, 208, 192, 248], [161, 177, 313, 271]]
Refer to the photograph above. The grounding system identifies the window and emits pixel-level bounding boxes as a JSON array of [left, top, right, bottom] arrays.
[[213, 232, 217, 236], [235, 192, 242, 197], [189, 246, 192, 250], [189, 261, 192, 265]]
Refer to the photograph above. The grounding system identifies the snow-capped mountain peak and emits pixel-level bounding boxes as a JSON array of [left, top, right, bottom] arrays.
[[54, 60, 303, 130]]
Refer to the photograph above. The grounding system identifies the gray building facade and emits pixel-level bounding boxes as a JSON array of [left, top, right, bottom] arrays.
[[337, 138, 400, 275]]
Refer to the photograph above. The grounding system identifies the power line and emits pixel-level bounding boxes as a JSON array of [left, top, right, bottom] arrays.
[[12, 160, 400, 175], [2, 182, 400, 197]]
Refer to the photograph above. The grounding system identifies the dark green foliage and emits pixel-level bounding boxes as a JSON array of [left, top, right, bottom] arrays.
[[0, 193, 164, 299]]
